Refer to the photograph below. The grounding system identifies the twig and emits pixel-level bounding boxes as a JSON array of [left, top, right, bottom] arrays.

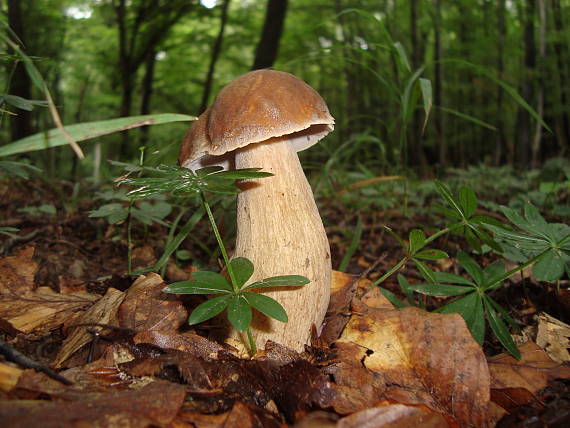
[[0, 338, 73, 385]]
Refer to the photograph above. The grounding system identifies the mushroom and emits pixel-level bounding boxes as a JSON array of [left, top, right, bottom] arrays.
[[179, 70, 333, 351]]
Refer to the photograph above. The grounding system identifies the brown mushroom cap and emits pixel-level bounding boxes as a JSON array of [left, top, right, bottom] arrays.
[[179, 70, 334, 170]]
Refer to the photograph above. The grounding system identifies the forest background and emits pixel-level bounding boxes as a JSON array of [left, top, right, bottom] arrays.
[[3, 0, 569, 182]]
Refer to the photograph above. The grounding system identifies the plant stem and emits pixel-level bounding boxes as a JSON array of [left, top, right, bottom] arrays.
[[246, 328, 257, 355], [200, 191, 239, 292], [127, 204, 133, 275], [371, 256, 408, 288], [483, 249, 550, 291]]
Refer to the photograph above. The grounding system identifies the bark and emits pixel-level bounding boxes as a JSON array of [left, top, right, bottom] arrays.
[[433, 0, 446, 166], [200, 0, 231, 113], [7, 0, 33, 141], [531, 0, 546, 167], [517, 0, 536, 167], [139, 48, 156, 146], [112, 0, 194, 158], [495, 0, 508, 165], [551, 0, 569, 156], [251, 0, 288, 70]]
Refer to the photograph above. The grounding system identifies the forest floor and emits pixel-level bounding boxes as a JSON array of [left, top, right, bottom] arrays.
[[0, 177, 569, 427]]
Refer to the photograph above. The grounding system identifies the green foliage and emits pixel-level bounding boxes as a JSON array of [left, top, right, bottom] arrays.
[[163, 257, 308, 332], [0, 114, 194, 158], [0, 161, 41, 179], [486, 204, 570, 282], [18, 204, 56, 216], [407, 251, 521, 359]]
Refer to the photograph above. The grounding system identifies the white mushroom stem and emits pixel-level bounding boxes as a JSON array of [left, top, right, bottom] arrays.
[[233, 137, 331, 352]]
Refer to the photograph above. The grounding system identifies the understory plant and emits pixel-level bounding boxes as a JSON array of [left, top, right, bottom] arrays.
[[115, 164, 310, 354], [375, 181, 570, 359]]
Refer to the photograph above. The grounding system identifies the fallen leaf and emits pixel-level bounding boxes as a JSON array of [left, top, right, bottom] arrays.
[[488, 341, 570, 395], [0, 247, 37, 295], [0, 380, 185, 428], [54, 287, 125, 368], [175, 401, 285, 428], [338, 301, 490, 426], [133, 330, 226, 358], [535, 312, 570, 363], [335, 402, 450, 428], [0, 362, 22, 393], [0, 287, 98, 333], [118, 273, 187, 332]]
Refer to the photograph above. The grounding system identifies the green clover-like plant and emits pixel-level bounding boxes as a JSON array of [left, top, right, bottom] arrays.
[[406, 250, 521, 359], [163, 257, 309, 349], [485, 202, 570, 282]]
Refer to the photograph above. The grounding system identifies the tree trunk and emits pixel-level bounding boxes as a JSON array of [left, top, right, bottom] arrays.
[[200, 0, 231, 113], [550, 0, 569, 156], [7, 0, 33, 141], [251, 0, 288, 70], [139, 48, 156, 147], [531, 0, 546, 167], [433, 0, 446, 167], [496, 0, 508, 165], [517, 0, 536, 168]]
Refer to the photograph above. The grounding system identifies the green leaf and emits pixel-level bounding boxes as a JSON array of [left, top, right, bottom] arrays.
[[164, 272, 233, 294], [438, 106, 497, 131], [191, 271, 233, 291], [243, 292, 288, 322], [457, 251, 484, 286], [408, 229, 426, 254], [88, 203, 128, 224], [484, 298, 521, 359], [379, 287, 407, 309], [227, 295, 252, 332], [393, 41, 411, 72], [459, 187, 477, 218], [243, 275, 310, 290], [532, 250, 566, 281], [414, 249, 449, 260], [419, 78, 432, 133], [414, 259, 436, 284], [339, 216, 363, 272], [397, 274, 415, 305], [434, 271, 476, 286], [211, 168, 273, 180], [0, 114, 195, 157], [435, 181, 463, 217], [407, 282, 473, 297], [188, 295, 232, 325], [465, 294, 486, 345], [230, 257, 254, 288]]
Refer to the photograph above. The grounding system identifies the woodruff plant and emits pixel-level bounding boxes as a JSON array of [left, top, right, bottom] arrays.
[[116, 164, 310, 354], [376, 181, 570, 359]]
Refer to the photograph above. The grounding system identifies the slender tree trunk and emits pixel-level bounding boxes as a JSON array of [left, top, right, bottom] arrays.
[[551, 0, 569, 156], [200, 0, 231, 113], [531, 0, 546, 167], [139, 48, 156, 146], [517, 0, 536, 168], [7, 0, 33, 141], [496, 0, 508, 165], [251, 0, 288, 70], [433, 0, 446, 167]]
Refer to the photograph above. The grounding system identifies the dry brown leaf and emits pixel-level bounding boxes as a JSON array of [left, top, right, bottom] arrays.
[[118, 272, 187, 332], [336, 402, 450, 428], [175, 401, 285, 428], [0, 362, 22, 393], [0, 246, 37, 295], [338, 302, 490, 426], [535, 312, 570, 363], [0, 287, 98, 333], [133, 330, 226, 358], [488, 341, 570, 394], [54, 287, 125, 368], [0, 380, 186, 428]]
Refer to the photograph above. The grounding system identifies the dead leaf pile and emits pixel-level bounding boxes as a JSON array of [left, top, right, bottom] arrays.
[[1, 251, 569, 427]]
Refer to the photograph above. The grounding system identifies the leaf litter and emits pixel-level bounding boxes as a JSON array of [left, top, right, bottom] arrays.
[[1, 182, 569, 427]]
